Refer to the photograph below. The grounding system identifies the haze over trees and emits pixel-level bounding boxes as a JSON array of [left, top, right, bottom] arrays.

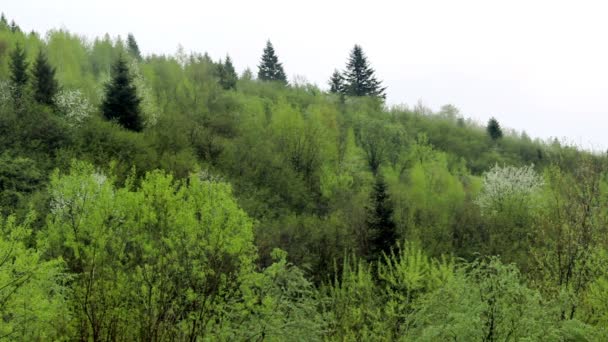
[[1, 13, 608, 340]]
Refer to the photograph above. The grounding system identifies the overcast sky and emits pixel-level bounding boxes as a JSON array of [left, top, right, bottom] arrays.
[[5, 0, 608, 149]]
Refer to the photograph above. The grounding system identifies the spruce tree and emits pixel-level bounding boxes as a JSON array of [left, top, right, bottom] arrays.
[[218, 55, 237, 90], [343, 45, 386, 98], [9, 44, 28, 101], [328, 69, 344, 94], [366, 175, 397, 259], [32, 50, 59, 106], [127, 33, 142, 61], [487, 117, 503, 141], [101, 56, 143, 131], [9, 20, 19, 33], [257, 40, 287, 84], [0, 13, 7, 29]]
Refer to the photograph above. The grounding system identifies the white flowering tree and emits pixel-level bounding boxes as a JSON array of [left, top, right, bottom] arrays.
[[0, 80, 13, 108], [475, 164, 544, 265], [53, 89, 93, 125], [475, 164, 543, 214]]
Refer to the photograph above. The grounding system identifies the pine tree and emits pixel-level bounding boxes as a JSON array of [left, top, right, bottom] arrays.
[[343, 45, 386, 98], [9, 44, 28, 101], [218, 55, 237, 90], [32, 50, 59, 106], [487, 117, 503, 141], [127, 33, 142, 61], [257, 40, 287, 84], [328, 69, 344, 94], [101, 56, 143, 131], [9, 20, 19, 33], [0, 13, 8, 29], [366, 175, 397, 259]]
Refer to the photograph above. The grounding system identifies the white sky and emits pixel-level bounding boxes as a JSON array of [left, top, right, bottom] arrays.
[[5, 0, 608, 149]]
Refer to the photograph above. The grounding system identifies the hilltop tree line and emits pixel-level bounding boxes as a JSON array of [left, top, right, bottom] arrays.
[[0, 14, 606, 340]]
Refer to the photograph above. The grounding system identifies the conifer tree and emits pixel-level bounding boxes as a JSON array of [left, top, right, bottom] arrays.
[[343, 45, 386, 98], [218, 55, 238, 90], [0, 13, 7, 29], [9, 44, 28, 101], [257, 40, 287, 84], [328, 69, 344, 94], [487, 117, 503, 141], [101, 56, 143, 131], [9, 20, 19, 33], [127, 33, 142, 61], [32, 50, 59, 106], [366, 175, 397, 259]]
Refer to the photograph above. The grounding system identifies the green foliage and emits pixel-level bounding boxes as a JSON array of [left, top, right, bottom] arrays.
[[218, 55, 238, 90], [257, 40, 287, 84], [101, 56, 143, 131], [32, 49, 59, 106], [9, 43, 28, 101], [126, 33, 142, 61], [342, 45, 386, 98], [328, 69, 344, 94], [487, 117, 503, 141]]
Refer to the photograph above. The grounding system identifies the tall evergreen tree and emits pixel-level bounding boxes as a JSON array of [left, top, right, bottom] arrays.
[[9, 20, 19, 33], [127, 33, 142, 61], [9, 44, 28, 101], [101, 56, 143, 131], [366, 175, 397, 259], [32, 50, 59, 106], [218, 55, 238, 90], [343, 45, 386, 98], [257, 40, 287, 84], [328, 69, 344, 94], [0, 13, 7, 29], [487, 117, 503, 141]]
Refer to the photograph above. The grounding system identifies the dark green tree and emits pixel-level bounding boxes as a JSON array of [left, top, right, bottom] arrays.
[[218, 55, 238, 90], [127, 33, 142, 61], [32, 50, 59, 106], [257, 40, 287, 84], [0, 13, 8, 29], [487, 117, 503, 141], [343, 45, 386, 98], [328, 69, 344, 94], [101, 56, 143, 131], [367, 175, 397, 259], [9, 44, 28, 101], [9, 20, 19, 33]]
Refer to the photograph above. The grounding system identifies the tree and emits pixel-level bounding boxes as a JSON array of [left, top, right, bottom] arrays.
[[329, 69, 344, 94], [32, 50, 59, 106], [9, 20, 19, 33], [487, 117, 503, 140], [257, 40, 287, 84], [218, 55, 237, 90], [101, 56, 143, 131], [343, 45, 386, 98], [367, 175, 397, 258], [0, 13, 7, 29], [126, 33, 142, 61], [9, 44, 28, 102]]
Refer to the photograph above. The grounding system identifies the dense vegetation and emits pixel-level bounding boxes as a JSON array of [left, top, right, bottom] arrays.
[[1, 15, 607, 340]]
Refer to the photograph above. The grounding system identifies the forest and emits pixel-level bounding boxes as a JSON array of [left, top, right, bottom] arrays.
[[1, 14, 608, 341]]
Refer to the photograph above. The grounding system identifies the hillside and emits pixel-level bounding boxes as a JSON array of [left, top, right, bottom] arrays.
[[1, 17, 607, 340]]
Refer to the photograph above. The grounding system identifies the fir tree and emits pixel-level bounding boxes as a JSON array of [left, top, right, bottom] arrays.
[[9, 20, 19, 33], [328, 69, 344, 94], [101, 56, 143, 131], [218, 55, 238, 90], [343, 45, 386, 98], [9, 44, 28, 101], [127, 33, 142, 61], [32, 50, 59, 106], [366, 175, 397, 259], [487, 117, 503, 141], [0, 13, 7, 29], [257, 40, 287, 84]]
